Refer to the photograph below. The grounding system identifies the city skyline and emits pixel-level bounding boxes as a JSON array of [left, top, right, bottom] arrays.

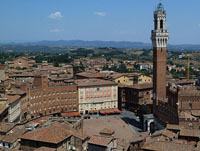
[[0, 0, 200, 44]]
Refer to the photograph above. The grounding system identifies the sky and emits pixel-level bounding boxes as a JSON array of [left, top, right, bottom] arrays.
[[0, 0, 200, 44]]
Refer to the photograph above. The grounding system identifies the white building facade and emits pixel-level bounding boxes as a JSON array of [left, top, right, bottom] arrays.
[[76, 79, 118, 114]]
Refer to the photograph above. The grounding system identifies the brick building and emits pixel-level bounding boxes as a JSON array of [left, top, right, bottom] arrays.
[[19, 75, 79, 120], [6, 56, 36, 69], [118, 83, 153, 114]]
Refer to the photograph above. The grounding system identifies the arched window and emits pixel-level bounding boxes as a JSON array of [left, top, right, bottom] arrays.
[[155, 20, 158, 30], [189, 103, 192, 109], [160, 20, 163, 29]]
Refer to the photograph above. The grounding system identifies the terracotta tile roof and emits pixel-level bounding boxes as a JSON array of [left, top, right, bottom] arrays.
[[7, 87, 25, 95], [126, 83, 153, 90], [130, 131, 149, 143], [9, 72, 34, 77], [152, 129, 177, 139], [107, 73, 124, 80], [76, 72, 106, 78], [71, 131, 88, 141], [166, 124, 184, 131], [0, 105, 8, 115], [117, 138, 130, 151], [88, 135, 113, 147], [2, 126, 27, 143], [75, 79, 117, 87], [3, 94, 21, 104], [99, 128, 115, 135], [0, 135, 5, 141], [25, 116, 50, 127], [169, 79, 195, 85], [21, 122, 72, 144], [142, 141, 195, 151], [0, 123, 16, 133], [179, 129, 200, 138], [34, 147, 56, 151], [0, 147, 20, 151], [145, 135, 167, 144]]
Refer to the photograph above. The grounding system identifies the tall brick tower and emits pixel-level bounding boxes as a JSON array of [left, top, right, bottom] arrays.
[[151, 3, 169, 106]]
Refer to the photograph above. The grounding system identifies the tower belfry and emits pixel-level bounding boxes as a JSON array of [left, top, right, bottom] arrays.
[[151, 3, 169, 105]]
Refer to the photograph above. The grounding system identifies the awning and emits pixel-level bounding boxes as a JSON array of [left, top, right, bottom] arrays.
[[99, 108, 121, 115], [61, 112, 81, 117], [89, 110, 98, 114]]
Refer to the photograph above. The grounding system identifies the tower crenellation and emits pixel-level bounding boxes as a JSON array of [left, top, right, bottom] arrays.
[[151, 3, 169, 48]]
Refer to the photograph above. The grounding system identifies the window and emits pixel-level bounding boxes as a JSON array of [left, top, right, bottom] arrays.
[[189, 103, 192, 109], [160, 20, 163, 29]]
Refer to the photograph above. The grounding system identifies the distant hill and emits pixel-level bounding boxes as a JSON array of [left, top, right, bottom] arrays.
[[1, 40, 200, 50]]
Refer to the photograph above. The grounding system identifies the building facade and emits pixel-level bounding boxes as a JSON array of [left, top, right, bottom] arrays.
[[118, 83, 153, 114], [22, 75, 79, 119], [76, 79, 118, 114]]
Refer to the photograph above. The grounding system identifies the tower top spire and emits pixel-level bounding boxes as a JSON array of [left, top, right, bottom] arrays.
[[157, 3, 164, 12]]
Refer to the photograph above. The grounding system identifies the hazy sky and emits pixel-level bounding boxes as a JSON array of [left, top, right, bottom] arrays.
[[0, 0, 200, 44]]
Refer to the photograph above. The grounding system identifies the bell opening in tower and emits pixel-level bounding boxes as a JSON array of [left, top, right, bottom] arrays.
[[160, 20, 163, 29]]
